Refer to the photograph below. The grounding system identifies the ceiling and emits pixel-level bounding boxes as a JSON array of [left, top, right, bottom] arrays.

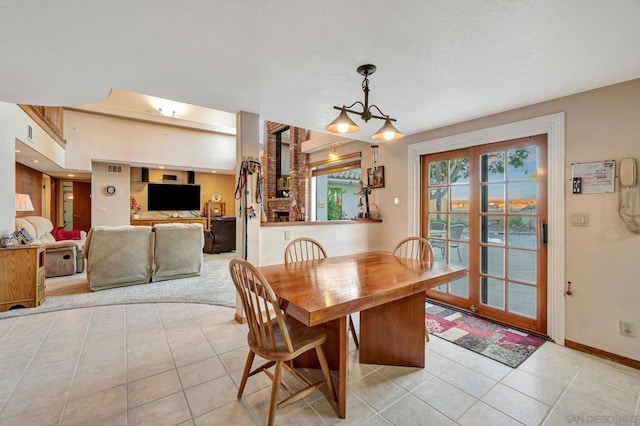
[[3, 1, 640, 148]]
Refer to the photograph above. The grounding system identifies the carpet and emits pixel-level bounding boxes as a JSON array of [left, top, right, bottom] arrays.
[[426, 302, 546, 368], [0, 252, 237, 320]]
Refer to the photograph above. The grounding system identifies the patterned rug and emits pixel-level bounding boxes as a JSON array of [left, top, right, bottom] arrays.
[[426, 302, 547, 368]]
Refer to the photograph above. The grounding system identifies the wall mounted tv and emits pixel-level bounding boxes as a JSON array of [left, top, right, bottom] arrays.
[[147, 183, 201, 211]]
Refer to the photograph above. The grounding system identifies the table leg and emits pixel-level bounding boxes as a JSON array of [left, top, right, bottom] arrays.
[[359, 292, 425, 367]]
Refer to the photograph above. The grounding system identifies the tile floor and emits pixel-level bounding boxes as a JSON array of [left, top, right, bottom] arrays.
[[0, 303, 638, 425]]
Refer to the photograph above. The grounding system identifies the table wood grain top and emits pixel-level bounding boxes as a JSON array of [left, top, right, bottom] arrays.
[[258, 251, 467, 327]]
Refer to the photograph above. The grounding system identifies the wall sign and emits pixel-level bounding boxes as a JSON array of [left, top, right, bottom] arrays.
[[571, 161, 615, 194]]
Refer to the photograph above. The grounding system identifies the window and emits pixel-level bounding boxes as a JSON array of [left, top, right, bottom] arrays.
[[310, 153, 361, 221]]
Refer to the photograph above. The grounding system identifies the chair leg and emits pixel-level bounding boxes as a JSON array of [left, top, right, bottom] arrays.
[[315, 345, 337, 403], [348, 314, 359, 349], [268, 361, 283, 426], [237, 350, 255, 398]]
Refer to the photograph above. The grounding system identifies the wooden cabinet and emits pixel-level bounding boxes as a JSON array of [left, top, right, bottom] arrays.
[[130, 217, 208, 229], [0, 246, 46, 312]]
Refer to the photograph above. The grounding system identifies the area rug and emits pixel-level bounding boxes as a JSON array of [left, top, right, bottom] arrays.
[[426, 302, 546, 368], [0, 252, 237, 320]]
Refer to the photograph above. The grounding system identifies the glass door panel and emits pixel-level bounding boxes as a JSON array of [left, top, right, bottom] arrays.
[[423, 136, 548, 334]]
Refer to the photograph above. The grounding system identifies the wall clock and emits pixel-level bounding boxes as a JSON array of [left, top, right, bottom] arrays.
[[212, 193, 222, 202], [105, 185, 116, 195]]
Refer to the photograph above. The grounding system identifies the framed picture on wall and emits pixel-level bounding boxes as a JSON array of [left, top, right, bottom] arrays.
[[367, 166, 385, 189]]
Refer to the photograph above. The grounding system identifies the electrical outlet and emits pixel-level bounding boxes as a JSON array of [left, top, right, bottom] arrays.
[[620, 320, 636, 337], [284, 231, 290, 241]]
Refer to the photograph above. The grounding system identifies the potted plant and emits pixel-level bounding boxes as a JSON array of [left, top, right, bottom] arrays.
[[130, 196, 141, 219]]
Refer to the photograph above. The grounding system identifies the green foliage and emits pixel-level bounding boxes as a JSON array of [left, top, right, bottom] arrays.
[[328, 187, 347, 220]]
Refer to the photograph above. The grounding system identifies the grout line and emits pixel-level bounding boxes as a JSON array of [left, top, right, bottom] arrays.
[[58, 308, 95, 426], [0, 312, 59, 418]]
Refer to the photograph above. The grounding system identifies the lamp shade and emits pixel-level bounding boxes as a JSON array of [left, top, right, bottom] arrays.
[[325, 109, 360, 134], [372, 119, 404, 141], [15, 193, 34, 211]]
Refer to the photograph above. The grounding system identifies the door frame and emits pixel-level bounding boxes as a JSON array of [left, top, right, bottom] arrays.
[[408, 112, 565, 344]]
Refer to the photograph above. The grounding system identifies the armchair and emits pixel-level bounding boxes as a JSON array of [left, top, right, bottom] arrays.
[[15, 216, 85, 278], [206, 216, 236, 254]]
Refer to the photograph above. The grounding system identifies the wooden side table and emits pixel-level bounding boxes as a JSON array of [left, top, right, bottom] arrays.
[[0, 245, 46, 312]]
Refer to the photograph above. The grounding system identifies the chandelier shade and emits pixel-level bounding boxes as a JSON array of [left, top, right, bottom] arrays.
[[372, 118, 404, 141], [325, 109, 360, 134]]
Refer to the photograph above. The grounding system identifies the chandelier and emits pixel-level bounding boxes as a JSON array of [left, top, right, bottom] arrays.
[[325, 64, 404, 141]]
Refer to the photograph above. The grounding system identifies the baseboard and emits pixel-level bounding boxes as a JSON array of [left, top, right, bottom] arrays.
[[564, 339, 640, 370]]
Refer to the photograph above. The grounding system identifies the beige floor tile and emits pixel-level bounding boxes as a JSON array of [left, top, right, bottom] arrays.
[[350, 371, 407, 412], [438, 363, 496, 398], [481, 383, 550, 426], [219, 346, 252, 372], [275, 403, 326, 425], [128, 369, 183, 409], [568, 373, 638, 414], [377, 365, 435, 392], [424, 349, 456, 375], [2, 302, 637, 426], [579, 358, 640, 394], [427, 336, 472, 362], [228, 363, 274, 396], [413, 377, 476, 421], [184, 375, 239, 418], [62, 384, 126, 425], [457, 351, 512, 381], [193, 400, 257, 426], [458, 401, 522, 426], [0, 391, 68, 425], [517, 353, 580, 386], [381, 394, 451, 426], [127, 391, 191, 426], [170, 337, 217, 368], [361, 414, 392, 425], [0, 316, 20, 340], [178, 356, 227, 390], [242, 385, 308, 423], [310, 390, 377, 425], [543, 387, 635, 425], [500, 369, 565, 406]]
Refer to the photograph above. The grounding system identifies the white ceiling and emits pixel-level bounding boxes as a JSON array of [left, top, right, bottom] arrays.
[[2, 1, 640, 144]]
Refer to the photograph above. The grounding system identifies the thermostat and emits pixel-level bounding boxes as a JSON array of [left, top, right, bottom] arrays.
[[105, 185, 116, 195]]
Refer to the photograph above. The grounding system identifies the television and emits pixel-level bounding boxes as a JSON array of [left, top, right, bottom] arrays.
[[147, 183, 201, 211]]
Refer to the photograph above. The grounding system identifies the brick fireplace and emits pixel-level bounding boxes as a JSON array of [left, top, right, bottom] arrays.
[[262, 122, 308, 222]]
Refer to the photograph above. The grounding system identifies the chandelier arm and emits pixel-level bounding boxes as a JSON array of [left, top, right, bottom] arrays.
[[367, 104, 396, 122]]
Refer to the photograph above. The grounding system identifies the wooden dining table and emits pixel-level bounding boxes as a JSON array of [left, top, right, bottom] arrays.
[[257, 251, 467, 419]]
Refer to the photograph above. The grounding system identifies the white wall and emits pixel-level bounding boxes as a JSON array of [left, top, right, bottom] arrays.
[[259, 222, 380, 266], [91, 161, 131, 226], [64, 110, 236, 172], [377, 78, 640, 361], [0, 103, 17, 236]]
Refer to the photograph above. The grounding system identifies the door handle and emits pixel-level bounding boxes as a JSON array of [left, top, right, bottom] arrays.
[[541, 222, 548, 245]]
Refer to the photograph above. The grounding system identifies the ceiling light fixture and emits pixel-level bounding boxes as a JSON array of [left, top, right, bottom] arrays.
[[329, 145, 338, 159], [325, 64, 404, 142]]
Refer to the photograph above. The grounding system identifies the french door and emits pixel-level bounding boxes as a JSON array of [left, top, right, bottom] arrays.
[[422, 135, 548, 334]]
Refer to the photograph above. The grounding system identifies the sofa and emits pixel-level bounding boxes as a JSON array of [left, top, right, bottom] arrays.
[[152, 223, 204, 281], [84, 223, 204, 291], [15, 216, 86, 278], [84, 225, 154, 291], [206, 216, 236, 254]]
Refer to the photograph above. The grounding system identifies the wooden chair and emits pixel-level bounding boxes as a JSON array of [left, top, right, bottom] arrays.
[[284, 237, 360, 349], [393, 236, 435, 341], [229, 258, 336, 426], [393, 236, 435, 264]]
